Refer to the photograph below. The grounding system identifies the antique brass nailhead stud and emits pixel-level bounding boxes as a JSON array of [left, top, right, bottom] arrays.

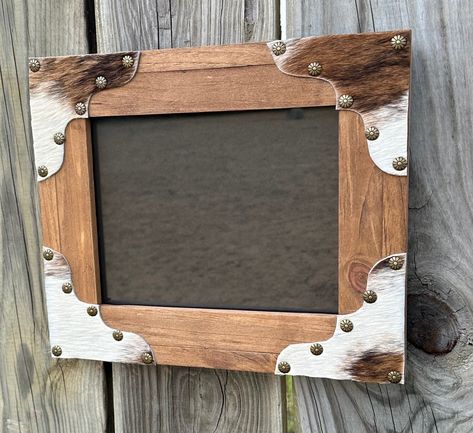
[[62, 282, 73, 294], [271, 41, 286, 56], [387, 370, 402, 383], [51, 345, 62, 356], [122, 55, 134, 68], [29, 58, 41, 72], [363, 290, 377, 304], [87, 306, 98, 316], [307, 62, 322, 76], [278, 361, 291, 373], [95, 76, 107, 89], [365, 126, 380, 140], [43, 249, 54, 260], [387, 256, 404, 270], [340, 319, 353, 332], [338, 94, 354, 108], [38, 165, 48, 177], [54, 132, 65, 145], [391, 35, 407, 50], [142, 351, 154, 364], [310, 343, 323, 356], [113, 330, 123, 341], [392, 157, 407, 171], [75, 102, 87, 115]]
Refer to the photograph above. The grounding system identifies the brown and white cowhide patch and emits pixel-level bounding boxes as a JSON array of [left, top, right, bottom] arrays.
[[275, 253, 406, 384], [268, 30, 411, 177], [43, 247, 154, 364], [29, 52, 139, 181]]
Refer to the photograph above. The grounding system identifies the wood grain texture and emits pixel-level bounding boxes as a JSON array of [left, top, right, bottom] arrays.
[[95, 0, 278, 52], [39, 120, 101, 303], [101, 305, 336, 372], [339, 111, 407, 313], [94, 1, 285, 432], [111, 365, 285, 433], [26, 0, 89, 56], [0, 1, 107, 432], [89, 47, 334, 117], [285, 0, 473, 431]]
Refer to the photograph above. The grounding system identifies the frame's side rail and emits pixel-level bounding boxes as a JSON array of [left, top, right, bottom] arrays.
[[339, 111, 408, 312], [39, 119, 101, 303]]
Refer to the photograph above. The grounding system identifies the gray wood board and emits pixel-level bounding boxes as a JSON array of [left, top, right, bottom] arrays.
[[0, 1, 107, 432], [283, 0, 473, 432], [94, 1, 286, 432], [95, 0, 279, 52]]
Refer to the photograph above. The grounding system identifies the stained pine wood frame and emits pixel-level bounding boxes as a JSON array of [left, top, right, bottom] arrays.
[[31, 30, 411, 383]]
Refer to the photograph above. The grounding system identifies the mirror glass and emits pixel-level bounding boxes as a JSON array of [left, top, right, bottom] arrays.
[[92, 107, 338, 313]]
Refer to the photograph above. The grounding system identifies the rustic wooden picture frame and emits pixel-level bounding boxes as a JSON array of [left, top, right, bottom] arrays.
[[30, 30, 411, 384]]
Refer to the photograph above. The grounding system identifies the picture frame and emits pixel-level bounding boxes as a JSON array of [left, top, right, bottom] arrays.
[[30, 30, 411, 383]]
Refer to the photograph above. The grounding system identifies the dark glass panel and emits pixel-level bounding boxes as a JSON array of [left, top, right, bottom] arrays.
[[92, 107, 338, 312]]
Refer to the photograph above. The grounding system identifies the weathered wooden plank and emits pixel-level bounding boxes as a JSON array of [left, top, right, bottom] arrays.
[[284, 0, 473, 431], [245, 0, 279, 41], [26, 0, 90, 56], [0, 1, 107, 432], [94, 1, 284, 432], [112, 365, 285, 433], [96, 0, 279, 52]]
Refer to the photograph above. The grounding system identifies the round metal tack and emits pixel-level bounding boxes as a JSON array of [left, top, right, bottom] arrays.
[[87, 306, 98, 316], [142, 351, 154, 364], [113, 330, 124, 341], [365, 126, 380, 141], [271, 41, 286, 56], [278, 361, 291, 374], [338, 94, 354, 108], [387, 370, 402, 383], [387, 256, 404, 270], [95, 76, 107, 89], [62, 282, 73, 294], [391, 35, 407, 50], [51, 345, 62, 357], [340, 319, 353, 332], [38, 165, 48, 178], [75, 102, 87, 116], [54, 132, 65, 145], [43, 249, 54, 261], [29, 58, 41, 72], [307, 62, 322, 76], [310, 343, 324, 356], [122, 55, 134, 68], [363, 290, 377, 304], [392, 156, 408, 171]]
